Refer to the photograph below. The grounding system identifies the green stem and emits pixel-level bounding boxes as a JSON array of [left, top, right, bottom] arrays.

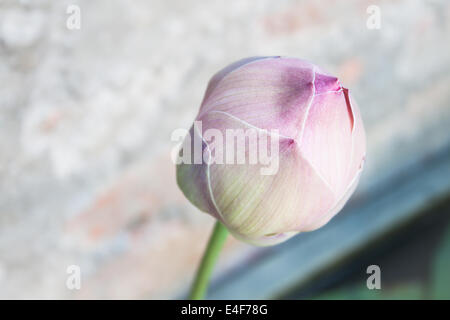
[[189, 221, 228, 300]]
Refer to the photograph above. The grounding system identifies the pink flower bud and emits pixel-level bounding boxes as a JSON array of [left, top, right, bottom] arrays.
[[177, 56, 366, 246]]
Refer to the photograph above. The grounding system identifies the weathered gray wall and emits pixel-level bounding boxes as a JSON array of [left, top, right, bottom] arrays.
[[0, 0, 449, 298]]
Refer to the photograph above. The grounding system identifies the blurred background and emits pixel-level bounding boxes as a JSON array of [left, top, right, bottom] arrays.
[[0, 0, 449, 299]]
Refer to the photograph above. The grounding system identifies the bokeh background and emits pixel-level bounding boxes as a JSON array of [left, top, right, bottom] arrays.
[[0, 0, 449, 299]]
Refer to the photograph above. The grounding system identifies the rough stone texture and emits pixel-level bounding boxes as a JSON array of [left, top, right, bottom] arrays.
[[0, 0, 449, 298]]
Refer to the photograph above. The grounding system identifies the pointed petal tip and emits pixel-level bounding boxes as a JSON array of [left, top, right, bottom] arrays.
[[314, 72, 341, 94]]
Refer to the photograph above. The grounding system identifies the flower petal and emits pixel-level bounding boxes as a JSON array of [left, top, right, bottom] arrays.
[[176, 124, 220, 218], [302, 169, 362, 231], [201, 56, 276, 106], [198, 57, 316, 139], [199, 111, 335, 245], [345, 89, 366, 184], [299, 89, 354, 195]]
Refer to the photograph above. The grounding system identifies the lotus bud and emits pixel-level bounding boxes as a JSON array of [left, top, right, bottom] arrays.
[[176, 56, 366, 246]]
